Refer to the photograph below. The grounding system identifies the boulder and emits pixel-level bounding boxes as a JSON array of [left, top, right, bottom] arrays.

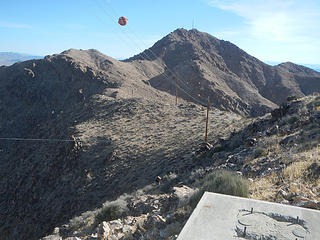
[[41, 236, 62, 240], [97, 221, 111, 239], [292, 196, 320, 210], [271, 104, 290, 120], [173, 185, 196, 207]]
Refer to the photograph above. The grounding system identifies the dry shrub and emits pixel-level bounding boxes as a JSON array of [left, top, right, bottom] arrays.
[[189, 170, 249, 209], [282, 161, 311, 182], [95, 205, 122, 224], [249, 173, 278, 201], [253, 147, 267, 158]]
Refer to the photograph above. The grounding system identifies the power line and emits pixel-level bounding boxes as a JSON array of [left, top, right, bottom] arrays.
[[0, 137, 112, 144], [91, 0, 154, 62], [0, 2, 217, 144], [78, 0, 142, 59], [89, 0, 212, 107], [0, 137, 76, 142], [102, 0, 210, 106]]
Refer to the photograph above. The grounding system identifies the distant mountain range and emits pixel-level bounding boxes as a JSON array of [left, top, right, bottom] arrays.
[[0, 52, 42, 66], [265, 61, 320, 72]]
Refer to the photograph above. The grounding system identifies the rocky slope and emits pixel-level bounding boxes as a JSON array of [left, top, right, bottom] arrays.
[[1, 29, 320, 240], [41, 95, 320, 240], [0, 48, 244, 240]]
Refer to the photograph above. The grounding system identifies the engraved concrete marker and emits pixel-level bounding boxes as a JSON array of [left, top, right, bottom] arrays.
[[178, 192, 320, 240]]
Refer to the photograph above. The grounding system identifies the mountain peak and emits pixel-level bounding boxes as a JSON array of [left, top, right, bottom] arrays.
[[170, 28, 202, 36], [60, 48, 107, 60], [172, 27, 188, 34], [125, 28, 221, 62], [167, 28, 218, 43], [277, 61, 320, 75], [48, 48, 119, 70]]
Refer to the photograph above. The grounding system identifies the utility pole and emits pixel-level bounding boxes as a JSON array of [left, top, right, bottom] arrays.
[[204, 96, 210, 143]]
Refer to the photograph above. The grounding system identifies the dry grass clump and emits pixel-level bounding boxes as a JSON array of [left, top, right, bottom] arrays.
[[250, 147, 320, 202], [244, 96, 320, 204], [189, 170, 249, 209], [282, 161, 311, 182], [249, 172, 279, 201], [253, 147, 267, 158], [307, 96, 320, 110], [68, 210, 97, 234]]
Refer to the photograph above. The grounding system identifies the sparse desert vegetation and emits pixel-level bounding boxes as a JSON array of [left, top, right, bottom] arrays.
[[189, 170, 249, 209], [39, 95, 320, 240], [1, 28, 320, 240]]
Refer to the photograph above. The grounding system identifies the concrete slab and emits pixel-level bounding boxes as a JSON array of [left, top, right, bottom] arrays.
[[177, 192, 320, 240]]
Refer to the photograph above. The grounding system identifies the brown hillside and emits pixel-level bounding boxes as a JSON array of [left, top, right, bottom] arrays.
[[1, 29, 320, 240], [0, 47, 243, 240], [127, 28, 320, 115]]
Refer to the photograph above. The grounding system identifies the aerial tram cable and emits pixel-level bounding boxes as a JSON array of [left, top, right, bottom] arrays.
[[101, 0, 211, 106], [1, 2, 214, 144], [80, 0, 212, 108], [91, 0, 212, 107], [90, 0, 154, 61], [78, 0, 144, 61], [87, 0, 207, 106]]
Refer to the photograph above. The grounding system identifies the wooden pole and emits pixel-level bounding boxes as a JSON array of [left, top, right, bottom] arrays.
[[175, 76, 178, 105], [205, 96, 210, 143]]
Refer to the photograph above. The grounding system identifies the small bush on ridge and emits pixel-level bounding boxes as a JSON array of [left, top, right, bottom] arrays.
[[253, 147, 267, 158], [189, 170, 249, 209], [95, 204, 122, 224]]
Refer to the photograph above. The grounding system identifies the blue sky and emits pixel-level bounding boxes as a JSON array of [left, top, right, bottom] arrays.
[[1, 0, 319, 65]]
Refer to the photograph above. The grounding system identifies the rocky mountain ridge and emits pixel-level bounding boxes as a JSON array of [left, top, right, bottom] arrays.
[[126, 28, 320, 115], [0, 28, 320, 240], [41, 94, 320, 240]]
